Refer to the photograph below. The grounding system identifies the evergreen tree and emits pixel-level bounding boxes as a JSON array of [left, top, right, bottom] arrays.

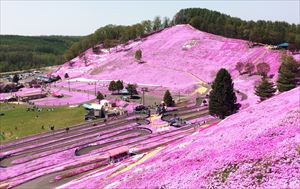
[[163, 90, 174, 106], [12, 74, 19, 83], [153, 16, 162, 31], [135, 49, 142, 60], [141, 20, 152, 33], [108, 80, 117, 94], [209, 68, 239, 119], [126, 84, 138, 97], [162, 17, 170, 28], [277, 55, 300, 92], [96, 91, 104, 103], [255, 78, 276, 101], [64, 73, 69, 79], [189, 16, 202, 29], [115, 80, 124, 93]]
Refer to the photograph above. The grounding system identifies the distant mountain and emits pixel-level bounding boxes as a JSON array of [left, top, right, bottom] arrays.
[[0, 35, 80, 72]]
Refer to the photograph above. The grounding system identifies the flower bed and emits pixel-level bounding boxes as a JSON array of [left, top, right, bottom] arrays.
[[31, 89, 95, 106]]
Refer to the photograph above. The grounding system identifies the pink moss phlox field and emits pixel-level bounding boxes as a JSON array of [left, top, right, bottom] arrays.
[[31, 89, 95, 106], [51, 24, 284, 100], [2, 124, 140, 178], [89, 87, 300, 188]]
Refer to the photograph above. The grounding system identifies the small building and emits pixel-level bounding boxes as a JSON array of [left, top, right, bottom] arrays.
[[83, 103, 105, 119], [84, 100, 125, 120], [120, 89, 129, 95], [18, 91, 47, 101], [107, 146, 130, 163], [277, 43, 289, 49]]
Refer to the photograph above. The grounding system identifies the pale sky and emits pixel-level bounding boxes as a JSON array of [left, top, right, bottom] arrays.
[[1, 0, 299, 36]]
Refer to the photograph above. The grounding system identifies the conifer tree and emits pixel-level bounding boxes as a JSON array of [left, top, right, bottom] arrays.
[[96, 91, 104, 103], [277, 55, 300, 92], [255, 78, 276, 101], [209, 68, 239, 119], [153, 16, 162, 31], [12, 74, 19, 83], [163, 90, 174, 107]]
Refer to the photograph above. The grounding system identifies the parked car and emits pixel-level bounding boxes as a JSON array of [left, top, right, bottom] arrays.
[[135, 105, 148, 111], [85, 114, 96, 121]]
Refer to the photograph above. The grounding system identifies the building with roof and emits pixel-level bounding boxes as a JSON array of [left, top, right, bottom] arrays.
[[107, 146, 130, 163], [18, 91, 47, 101], [277, 43, 289, 49], [120, 89, 129, 95], [84, 100, 125, 120]]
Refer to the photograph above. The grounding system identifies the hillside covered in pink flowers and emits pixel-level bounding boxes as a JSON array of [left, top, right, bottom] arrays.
[[52, 24, 283, 97], [89, 87, 300, 189]]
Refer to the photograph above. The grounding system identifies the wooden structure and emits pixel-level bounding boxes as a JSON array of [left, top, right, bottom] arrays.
[[107, 146, 129, 163], [18, 91, 47, 101]]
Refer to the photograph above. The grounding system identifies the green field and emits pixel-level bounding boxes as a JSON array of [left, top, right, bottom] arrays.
[[0, 103, 86, 142]]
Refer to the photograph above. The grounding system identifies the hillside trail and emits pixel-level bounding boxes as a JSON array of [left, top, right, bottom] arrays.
[[147, 64, 210, 97], [252, 48, 268, 64]]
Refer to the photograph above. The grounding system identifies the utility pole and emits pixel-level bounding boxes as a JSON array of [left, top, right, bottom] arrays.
[[141, 87, 148, 106], [95, 82, 97, 96]]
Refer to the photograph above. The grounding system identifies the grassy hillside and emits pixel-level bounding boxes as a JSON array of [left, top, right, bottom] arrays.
[[0, 35, 80, 72]]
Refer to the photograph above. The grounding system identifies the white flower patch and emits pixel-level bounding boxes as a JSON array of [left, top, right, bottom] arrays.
[[177, 141, 192, 149], [133, 167, 143, 173], [104, 180, 121, 189], [182, 39, 198, 50]]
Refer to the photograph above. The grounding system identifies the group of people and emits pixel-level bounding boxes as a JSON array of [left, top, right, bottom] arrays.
[[155, 103, 167, 115], [26, 106, 54, 112]]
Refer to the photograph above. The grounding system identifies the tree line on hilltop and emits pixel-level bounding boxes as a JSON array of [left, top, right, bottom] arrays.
[[64, 8, 300, 62], [175, 8, 300, 50], [63, 16, 172, 61], [1, 8, 299, 72]]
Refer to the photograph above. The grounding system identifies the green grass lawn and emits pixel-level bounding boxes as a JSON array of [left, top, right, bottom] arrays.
[[0, 103, 86, 142]]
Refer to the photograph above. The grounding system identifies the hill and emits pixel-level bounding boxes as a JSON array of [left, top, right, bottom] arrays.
[[52, 24, 285, 106], [64, 8, 300, 61], [60, 86, 300, 188], [0, 35, 80, 72]]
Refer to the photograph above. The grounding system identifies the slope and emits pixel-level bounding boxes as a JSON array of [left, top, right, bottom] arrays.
[[52, 25, 282, 98], [66, 87, 300, 188]]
